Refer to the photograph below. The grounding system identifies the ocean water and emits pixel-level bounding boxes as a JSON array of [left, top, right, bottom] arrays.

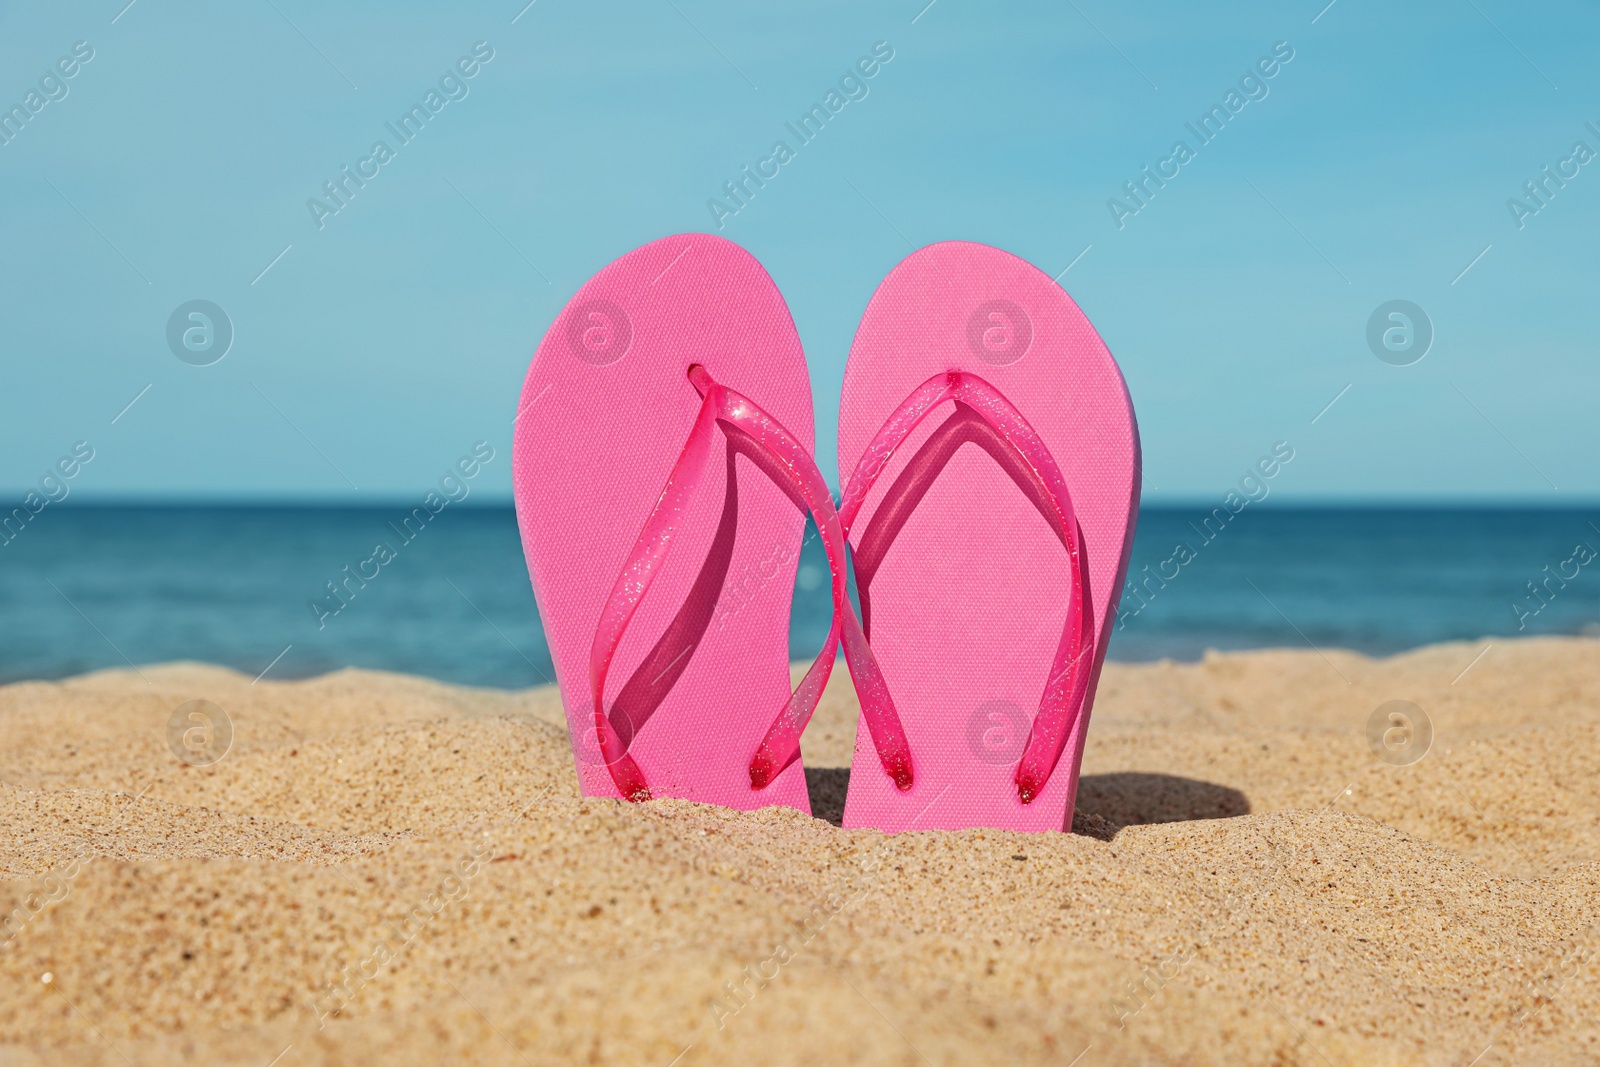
[[1, 506, 1595, 688]]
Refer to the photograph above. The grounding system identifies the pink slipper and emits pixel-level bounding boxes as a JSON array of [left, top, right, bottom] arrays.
[[513, 234, 886, 813], [835, 242, 1141, 833]]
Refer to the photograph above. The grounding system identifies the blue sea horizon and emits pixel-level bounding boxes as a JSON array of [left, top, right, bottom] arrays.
[[3, 504, 1595, 689]]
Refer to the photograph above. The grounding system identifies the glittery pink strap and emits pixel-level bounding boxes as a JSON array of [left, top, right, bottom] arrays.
[[838, 370, 1093, 803], [590, 364, 905, 801]]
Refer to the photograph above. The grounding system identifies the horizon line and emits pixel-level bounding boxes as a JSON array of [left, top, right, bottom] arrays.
[[9, 496, 1598, 511]]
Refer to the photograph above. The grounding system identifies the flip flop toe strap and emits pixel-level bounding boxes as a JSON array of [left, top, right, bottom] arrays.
[[588, 364, 902, 801], [838, 369, 1095, 803]]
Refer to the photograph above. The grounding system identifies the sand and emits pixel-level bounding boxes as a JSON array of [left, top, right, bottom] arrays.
[[3, 637, 1600, 1065]]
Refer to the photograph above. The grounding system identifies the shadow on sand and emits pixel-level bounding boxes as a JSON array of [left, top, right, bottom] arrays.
[[804, 767, 1249, 837]]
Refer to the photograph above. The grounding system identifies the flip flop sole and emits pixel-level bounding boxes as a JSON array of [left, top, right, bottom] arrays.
[[514, 234, 814, 812], [837, 241, 1140, 833]]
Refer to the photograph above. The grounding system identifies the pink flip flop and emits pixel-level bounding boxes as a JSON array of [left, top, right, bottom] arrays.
[[513, 234, 885, 813], [835, 241, 1141, 833]]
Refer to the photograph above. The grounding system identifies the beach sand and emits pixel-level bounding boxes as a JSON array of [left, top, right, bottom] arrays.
[[3, 637, 1600, 1065]]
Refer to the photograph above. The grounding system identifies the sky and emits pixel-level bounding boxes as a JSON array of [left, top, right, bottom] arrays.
[[1, 0, 1595, 505]]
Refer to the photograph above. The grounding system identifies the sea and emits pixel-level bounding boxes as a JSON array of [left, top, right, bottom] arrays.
[[2, 505, 1596, 687]]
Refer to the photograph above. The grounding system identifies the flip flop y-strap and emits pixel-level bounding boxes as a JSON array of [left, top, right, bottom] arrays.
[[589, 363, 904, 801], [837, 369, 1094, 803]]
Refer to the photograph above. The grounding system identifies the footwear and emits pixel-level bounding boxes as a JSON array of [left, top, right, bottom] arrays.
[[835, 241, 1141, 833], [513, 234, 875, 812]]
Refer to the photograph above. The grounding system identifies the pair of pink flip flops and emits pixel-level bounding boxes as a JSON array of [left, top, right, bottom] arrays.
[[513, 235, 1139, 834]]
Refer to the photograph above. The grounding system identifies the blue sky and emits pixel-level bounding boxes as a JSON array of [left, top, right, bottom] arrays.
[[1, 0, 1595, 504]]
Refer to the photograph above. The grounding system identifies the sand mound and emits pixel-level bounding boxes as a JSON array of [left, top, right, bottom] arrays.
[[3, 638, 1599, 1064]]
